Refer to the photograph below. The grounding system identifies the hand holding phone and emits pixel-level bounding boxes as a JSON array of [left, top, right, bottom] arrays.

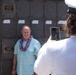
[[50, 27, 60, 40]]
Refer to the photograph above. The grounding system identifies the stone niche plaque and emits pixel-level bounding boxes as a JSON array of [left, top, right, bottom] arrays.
[[2, 39, 16, 53], [3, 4, 14, 11]]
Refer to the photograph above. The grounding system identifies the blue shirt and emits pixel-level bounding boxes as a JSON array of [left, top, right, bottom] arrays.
[[14, 37, 41, 75]]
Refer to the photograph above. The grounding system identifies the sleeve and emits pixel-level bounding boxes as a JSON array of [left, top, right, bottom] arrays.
[[14, 41, 19, 54], [34, 43, 51, 75], [34, 40, 41, 56]]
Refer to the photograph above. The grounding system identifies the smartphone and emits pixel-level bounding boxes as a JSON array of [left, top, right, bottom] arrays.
[[50, 27, 60, 40]]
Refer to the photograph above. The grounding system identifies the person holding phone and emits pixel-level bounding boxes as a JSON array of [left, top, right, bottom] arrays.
[[34, 0, 76, 75]]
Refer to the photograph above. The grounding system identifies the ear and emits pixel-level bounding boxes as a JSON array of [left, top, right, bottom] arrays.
[[30, 30, 31, 33], [21, 30, 23, 34]]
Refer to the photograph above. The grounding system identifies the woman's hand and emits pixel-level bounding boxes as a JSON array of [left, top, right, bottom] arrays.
[[34, 72, 38, 75], [47, 36, 55, 42]]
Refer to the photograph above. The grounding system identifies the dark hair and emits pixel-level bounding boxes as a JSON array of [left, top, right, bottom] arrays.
[[64, 14, 76, 36]]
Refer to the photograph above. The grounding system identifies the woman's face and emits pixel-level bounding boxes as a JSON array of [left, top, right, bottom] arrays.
[[21, 27, 31, 40]]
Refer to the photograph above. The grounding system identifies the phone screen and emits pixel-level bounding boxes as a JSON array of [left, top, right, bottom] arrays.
[[50, 27, 60, 40]]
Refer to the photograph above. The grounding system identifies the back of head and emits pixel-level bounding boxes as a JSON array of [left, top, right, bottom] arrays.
[[65, 0, 76, 36]]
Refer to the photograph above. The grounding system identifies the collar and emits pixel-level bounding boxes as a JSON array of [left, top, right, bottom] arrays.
[[70, 35, 76, 39]]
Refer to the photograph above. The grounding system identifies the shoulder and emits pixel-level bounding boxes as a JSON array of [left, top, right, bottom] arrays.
[[32, 37, 40, 44], [15, 39, 21, 46], [47, 39, 68, 50], [39, 38, 68, 55]]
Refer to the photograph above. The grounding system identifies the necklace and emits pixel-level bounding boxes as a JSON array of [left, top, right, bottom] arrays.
[[20, 36, 32, 51]]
